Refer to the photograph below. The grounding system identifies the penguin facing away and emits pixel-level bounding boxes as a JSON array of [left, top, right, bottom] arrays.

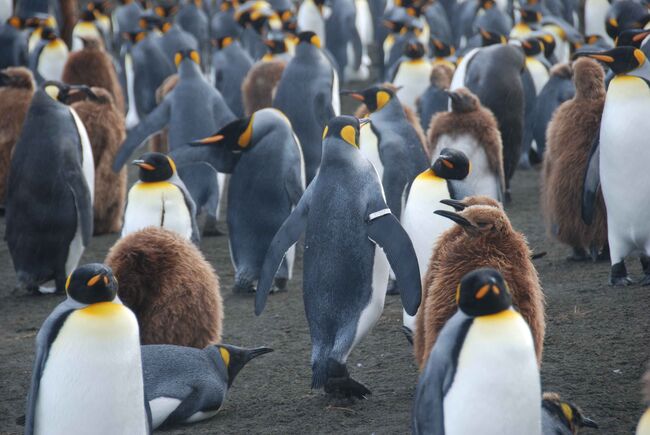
[[541, 392, 599, 434], [143, 344, 273, 429], [412, 268, 541, 435], [255, 116, 421, 398], [5, 81, 93, 294], [0, 16, 29, 68], [24, 263, 148, 435], [122, 152, 200, 243]]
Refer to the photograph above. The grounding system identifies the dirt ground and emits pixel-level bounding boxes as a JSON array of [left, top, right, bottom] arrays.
[[1, 145, 649, 433]]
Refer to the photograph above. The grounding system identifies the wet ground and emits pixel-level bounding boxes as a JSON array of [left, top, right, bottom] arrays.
[[1, 145, 649, 434]]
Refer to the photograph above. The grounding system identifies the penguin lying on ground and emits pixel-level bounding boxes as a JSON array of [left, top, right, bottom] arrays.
[[0, 67, 34, 206], [255, 116, 421, 398], [71, 86, 127, 235], [143, 344, 272, 429], [6, 81, 93, 294], [412, 268, 541, 435], [428, 87, 505, 202], [417, 63, 454, 132], [190, 108, 305, 293], [24, 264, 148, 435], [415, 200, 545, 368], [242, 58, 286, 116], [542, 392, 598, 434], [542, 57, 607, 261], [106, 227, 223, 348]]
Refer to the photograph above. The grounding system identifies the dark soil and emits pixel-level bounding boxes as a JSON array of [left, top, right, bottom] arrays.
[[1, 145, 649, 434]]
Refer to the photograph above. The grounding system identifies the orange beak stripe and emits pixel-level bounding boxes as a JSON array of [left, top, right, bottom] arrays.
[[475, 284, 490, 299], [87, 274, 102, 286], [588, 54, 614, 63], [198, 134, 224, 144]]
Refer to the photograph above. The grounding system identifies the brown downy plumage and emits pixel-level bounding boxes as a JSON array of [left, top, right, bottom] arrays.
[[105, 227, 223, 348], [427, 87, 505, 191], [541, 57, 607, 260], [71, 87, 126, 234], [414, 204, 545, 369], [0, 67, 35, 204], [62, 36, 125, 114], [429, 63, 454, 89], [242, 59, 286, 116], [149, 73, 179, 154]]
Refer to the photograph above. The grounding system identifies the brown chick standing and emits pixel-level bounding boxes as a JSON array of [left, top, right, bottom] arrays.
[[241, 59, 286, 116]]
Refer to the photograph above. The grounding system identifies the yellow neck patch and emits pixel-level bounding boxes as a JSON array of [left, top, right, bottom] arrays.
[[221, 37, 233, 48], [219, 347, 231, 366], [634, 49, 646, 66], [238, 115, 255, 147], [79, 302, 122, 316], [322, 125, 329, 139], [340, 125, 357, 147], [561, 403, 574, 422], [376, 91, 390, 110], [167, 156, 177, 173]]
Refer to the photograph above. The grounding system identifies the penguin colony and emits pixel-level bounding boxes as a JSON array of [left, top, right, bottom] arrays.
[[1, 0, 648, 432]]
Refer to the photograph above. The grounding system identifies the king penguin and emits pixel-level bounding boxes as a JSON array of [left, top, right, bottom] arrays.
[[391, 39, 433, 112], [122, 152, 200, 242], [324, 0, 363, 82], [5, 81, 93, 294], [254, 116, 421, 398], [541, 392, 599, 434], [212, 35, 254, 117], [143, 343, 273, 429], [0, 16, 29, 69], [412, 268, 542, 435], [29, 26, 69, 83], [24, 263, 148, 435], [522, 36, 551, 95], [581, 47, 650, 285], [272, 31, 339, 184]]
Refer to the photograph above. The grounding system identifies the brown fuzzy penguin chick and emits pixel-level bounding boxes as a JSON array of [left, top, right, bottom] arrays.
[[0, 67, 35, 204], [242, 59, 286, 116], [549, 62, 572, 80], [541, 57, 607, 261], [105, 227, 223, 348], [71, 87, 127, 234], [415, 204, 545, 369], [62, 36, 125, 114], [429, 63, 454, 89]]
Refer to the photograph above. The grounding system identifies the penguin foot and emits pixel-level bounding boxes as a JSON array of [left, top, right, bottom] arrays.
[[324, 376, 372, 400], [271, 278, 288, 293], [232, 283, 256, 294], [386, 279, 400, 295], [504, 190, 512, 204], [609, 262, 632, 286], [567, 247, 590, 262]]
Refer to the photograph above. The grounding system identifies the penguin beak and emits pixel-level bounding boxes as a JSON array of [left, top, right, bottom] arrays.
[[440, 198, 467, 211], [574, 51, 614, 63], [340, 90, 365, 102], [581, 416, 599, 429], [434, 210, 474, 227], [359, 118, 371, 128], [633, 30, 650, 42], [132, 160, 155, 170], [189, 134, 225, 145]]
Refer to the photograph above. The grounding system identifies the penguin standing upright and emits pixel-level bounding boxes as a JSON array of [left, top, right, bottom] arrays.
[[71, 9, 103, 51], [581, 47, 650, 285], [123, 152, 200, 242], [417, 63, 454, 131], [212, 35, 254, 117], [273, 31, 338, 184], [255, 116, 422, 398], [5, 82, 93, 294], [428, 87, 505, 201], [24, 263, 148, 435], [510, 6, 542, 39], [175, 0, 209, 69], [190, 108, 305, 293], [324, 0, 363, 82], [143, 344, 272, 429], [0, 16, 29, 68], [391, 39, 433, 112], [522, 36, 551, 95], [412, 268, 542, 435], [296, 0, 326, 43], [584, 0, 612, 44], [29, 26, 69, 83]]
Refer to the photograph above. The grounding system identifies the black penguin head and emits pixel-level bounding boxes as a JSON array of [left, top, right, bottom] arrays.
[[521, 37, 544, 56], [263, 31, 288, 54], [542, 393, 599, 433], [446, 88, 480, 113], [132, 152, 176, 182], [174, 49, 201, 68], [434, 204, 511, 237], [322, 115, 368, 148], [404, 39, 425, 59], [122, 31, 146, 44], [139, 14, 164, 32], [297, 30, 321, 48], [456, 268, 512, 317], [214, 344, 273, 387], [214, 36, 235, 49], [340, 86, 395, 113], [43, 81, 92, 104], [431, 38, 454, 57], [536, 33, 556, 59], [236, 2, 277, 34], [432, 148, 470, 180], [575, 46, 647, 75], [479, 28, 507, 46], [440, 195, 503, 211], [191, 116, 254, 150], [520, 6, 542, 24], [154, 4, 178, 18], [479, 0, 496, 10], [79, 9, 97, 22], [616, 28, 650, 48], [606, 16, 619, 39], [65, 263, 118, 305], [87, 1, 110, 15], [40, 26, 58, 42]]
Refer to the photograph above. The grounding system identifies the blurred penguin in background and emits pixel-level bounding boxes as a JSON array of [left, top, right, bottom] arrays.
[[175, 0, 209, 69], [542, 392, 599, 434], [638, 366, 650, 435], [0, 16, 29, 68], [325, 0, 364, 82], [29, 26, 69, 83], [212, 35, 253, 117], [417, 64, 454, 132], [391, 39, 432, 112]]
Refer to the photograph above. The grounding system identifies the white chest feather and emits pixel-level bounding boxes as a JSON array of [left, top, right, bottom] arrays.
[[393, 60, 433, 111], [124, 54, 140, 129], [123, 182, 192, 239], [359, 127, 383, 178], [443, 310, 541, 435], [35, 305, 147, 435], [585, 0, 612, 42], [450, 48, 479, 91], [637, 408, 650, 435], [37, 42, 69, 81], [526, 58, 549, 95], [331, 66, 341, 116], [297, 0, 325, 42]]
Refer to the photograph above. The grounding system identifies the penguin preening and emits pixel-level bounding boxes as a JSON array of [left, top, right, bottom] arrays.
[[5, 81, 94, 294], [242, 58, 286, 116], [0, 67, 34, 205], [542, 57, 607, 261], [542, 392, 599, 434], [412, 268, 542, 435], [428, 87, 505, 202], [24, 263, 148, 435], [71, 86, 127, 235], [580, 47, 650, 285], [255, 116, 421, 398], [190, 108, 305, 293], [105, 226, 223, 348], [414, 202, 545, 368], [143, 344, 273, 429]]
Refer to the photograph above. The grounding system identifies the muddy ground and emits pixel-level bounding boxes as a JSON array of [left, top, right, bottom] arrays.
[[1, 143, 649, 433]]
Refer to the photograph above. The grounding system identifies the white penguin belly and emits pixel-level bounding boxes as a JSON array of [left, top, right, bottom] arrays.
[[443, 310, 541, 435], [433, 134, 501, 200], [35, 304, 147, 435], [297, 0, 325, 43], [585, 0, 612, 43], [37, 41, 69, 81], [125, 53, 140, 129], [393, 61, 433, 111], [123, 182, 192, 239], [331, 67, 341, 116], [526, 58, 549, 95], [450, 48, 479, 91], [149, 397, 182, 429], [359, 127, 383, 179], [355, 0, 373, 45]]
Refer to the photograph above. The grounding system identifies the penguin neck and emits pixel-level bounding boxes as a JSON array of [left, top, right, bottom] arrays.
[[369, 98, 404, 124], [204, 345, 229, 376], [295, 43, 321, 60], [321, 141, 360, 166], [178, 61, 202, 79]]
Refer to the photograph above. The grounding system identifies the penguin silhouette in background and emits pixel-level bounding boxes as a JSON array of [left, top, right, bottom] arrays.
[[391, 39, 433, 112], [175, 0, 209, 69], [430, 38, 456, 70], [510, 5, 542, 39], [605, 0, 649, 42], [235, 1, 280, 60], [450, 27, 506, 93], [6, 81, 93, 294], [0, 16, 29, 68], [325, 0, 363, 82], [522, 36, 551, 95], [210, 0, 242, 43], [412, 268, 541, 435], [273, 31, 338, 184], [24, 263, 148, 435], [111, 0, 142, 56], [542, 392, 599, 434], [580, 47, 650, 285], [158, 21, 200, 66], [143, 344, 273, 429], [29, 26, 69, 83], [212, 35, 254, 117], [417, 63, 454, 132], [255, 116, 421, 398], [190, 108, 305, 293]]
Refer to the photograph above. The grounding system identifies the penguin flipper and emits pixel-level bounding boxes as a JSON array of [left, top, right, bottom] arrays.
[[349, 20, 363, 71], [112, 99, 171, 171], [65, 175, 93, 247], [174, 179, 201, 244], [581, 134, 600, 225], [314, 91, 335, 130], [366, 212, 421, 316]]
